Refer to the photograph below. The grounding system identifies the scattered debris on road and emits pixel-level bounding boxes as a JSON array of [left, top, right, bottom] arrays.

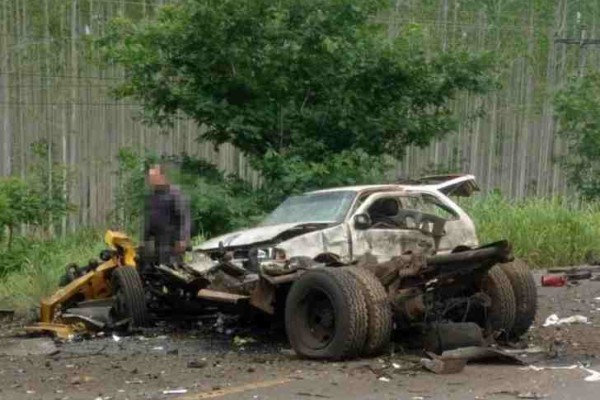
[[0, 338, 59, 357], [542, 314, 589, 327], [163, 388, 188, 395], [187, 360, 208, 369], [544, 265, 600, 286], [490, 390, 548, 399], [420, 346, 527, 374], [541, 275, 567, 287]]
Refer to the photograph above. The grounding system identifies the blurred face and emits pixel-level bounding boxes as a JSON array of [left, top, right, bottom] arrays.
[[148, 165, 168, 188]]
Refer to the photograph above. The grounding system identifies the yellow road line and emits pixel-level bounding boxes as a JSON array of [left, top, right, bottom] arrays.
[[178, 378, 293, 399]]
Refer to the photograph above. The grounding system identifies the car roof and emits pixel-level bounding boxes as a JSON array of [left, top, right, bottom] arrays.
[[306, 184, 409, 194], [304, 175, 478, 197]]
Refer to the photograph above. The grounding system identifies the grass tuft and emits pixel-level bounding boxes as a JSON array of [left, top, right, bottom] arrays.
[[0, 230, 105, 319], [462, 193, 600, 268]]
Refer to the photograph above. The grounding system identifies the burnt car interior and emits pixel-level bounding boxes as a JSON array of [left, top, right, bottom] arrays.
[[363, 196, 447, 242]]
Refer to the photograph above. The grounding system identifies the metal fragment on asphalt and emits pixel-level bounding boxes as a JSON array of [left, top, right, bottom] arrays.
[[163, 389, 188, 394], [543, 314, 589, 327]]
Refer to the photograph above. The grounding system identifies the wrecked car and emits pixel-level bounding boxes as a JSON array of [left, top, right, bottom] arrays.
[[195, 175, 481, 265], [29, 175, 537, 361]]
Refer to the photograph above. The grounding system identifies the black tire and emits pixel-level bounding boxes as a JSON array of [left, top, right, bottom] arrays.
[[343, 266, 392, 357], [58, 264, 79, 287], [111, 266, 150, 328], [285, 268, 368, 360], [477, 265, 516, 337], [500, 259, 537, 339]]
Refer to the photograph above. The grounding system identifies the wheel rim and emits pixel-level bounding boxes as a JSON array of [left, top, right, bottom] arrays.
[[298, 288, 336, 350]]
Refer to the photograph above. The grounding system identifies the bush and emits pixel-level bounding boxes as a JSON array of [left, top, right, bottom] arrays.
[[112, 149, 266, 238], [0, 178, 41, 248], [0, 230, 104, 317], [0, 141, 73, 251], [112, 148, 394, 239]]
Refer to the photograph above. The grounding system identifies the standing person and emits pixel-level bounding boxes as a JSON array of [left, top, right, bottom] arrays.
[[142, 164, 191, 266]]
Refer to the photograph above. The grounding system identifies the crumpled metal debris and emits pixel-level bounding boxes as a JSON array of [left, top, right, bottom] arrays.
[[163, 389, 188, 395], [233, 336, 257, 347], [420, 353, 467, 374], [542, 314, 589, 327], [421, 346, 527, 374], [521, 364, 600, 382], [582, 367, 600, 382], [423, 322, 484, 354]]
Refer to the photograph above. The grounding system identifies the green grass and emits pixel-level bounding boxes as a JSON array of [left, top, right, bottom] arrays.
[[0, 230, 106, 319], [461, 193, 600, 268]]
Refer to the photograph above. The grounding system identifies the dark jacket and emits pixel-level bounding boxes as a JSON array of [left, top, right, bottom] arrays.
[[142, 184, 191, 247]]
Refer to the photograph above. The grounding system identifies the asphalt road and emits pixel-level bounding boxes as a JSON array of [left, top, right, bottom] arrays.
[[1, 270, 600, 400]]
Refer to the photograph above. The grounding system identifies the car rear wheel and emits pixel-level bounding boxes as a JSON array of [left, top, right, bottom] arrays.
[[473, 265, 516, 338], [500, 259, 537, 339], [285, 268, 368, 360], [343, 266, 392, 356]]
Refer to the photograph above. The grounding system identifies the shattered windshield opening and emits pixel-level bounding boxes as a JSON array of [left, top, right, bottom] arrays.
[[261, 191, 356, 226]]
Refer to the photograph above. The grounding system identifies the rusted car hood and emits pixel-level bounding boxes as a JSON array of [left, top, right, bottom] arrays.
[[196, 222, 332, 251]]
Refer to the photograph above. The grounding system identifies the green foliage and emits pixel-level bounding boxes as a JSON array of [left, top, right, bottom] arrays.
[[0, 178, 40, 239], [255, 150, 393, 206], [112, 149, 265, 238], [97, 0, 495, 184], [554, 72, 600, 199], [112, 148, 159, 232], [0, 141, 73, 248], [112, 147, 394, 238], [462, 193, 600, 268], [0, 230, 104, 317], [27, 141, 74, 230]]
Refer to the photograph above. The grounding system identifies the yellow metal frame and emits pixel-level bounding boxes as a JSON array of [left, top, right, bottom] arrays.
[[26, 230, 138, 336]]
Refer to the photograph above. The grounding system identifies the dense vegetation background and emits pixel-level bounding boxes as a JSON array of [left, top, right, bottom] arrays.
[[3, 0, 600, 230]]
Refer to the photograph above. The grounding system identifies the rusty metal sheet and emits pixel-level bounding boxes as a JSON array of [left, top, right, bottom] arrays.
[[197, 289, 249, 304], [421, 353, 468, 374], [24, 322, 80, 340], [261, 270, 305, 285], [249, 278, 276, 314]]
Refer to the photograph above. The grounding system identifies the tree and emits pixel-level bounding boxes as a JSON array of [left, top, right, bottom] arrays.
[[98, 0, 495, 191], [554, 72, 600, 199]]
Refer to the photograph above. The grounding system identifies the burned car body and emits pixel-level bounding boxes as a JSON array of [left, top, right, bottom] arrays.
[[194, 175, 480, 270], [186, 175, 536, 359]]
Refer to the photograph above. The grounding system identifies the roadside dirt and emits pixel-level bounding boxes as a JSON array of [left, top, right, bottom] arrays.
[[1, 270, 600, 400], [529, 271, 600, 361]]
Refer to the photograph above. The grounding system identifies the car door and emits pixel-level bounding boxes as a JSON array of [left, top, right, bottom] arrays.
[[402, 189, 476, 253], [348, 192, 436, 263]]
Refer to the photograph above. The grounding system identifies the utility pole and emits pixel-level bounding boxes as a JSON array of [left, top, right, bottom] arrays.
[[555, 25, 600, 76]]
